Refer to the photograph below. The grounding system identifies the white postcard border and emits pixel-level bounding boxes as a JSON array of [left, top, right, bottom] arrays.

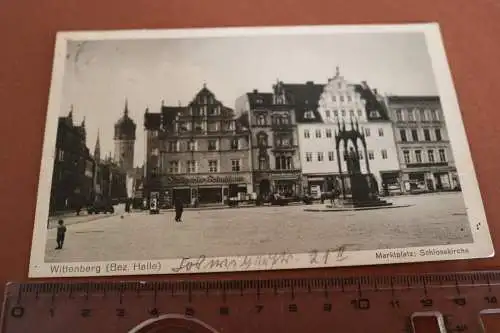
[[28, 23, 494, 278]]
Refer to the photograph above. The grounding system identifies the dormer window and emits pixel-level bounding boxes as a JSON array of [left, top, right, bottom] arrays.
[[369, 110, 380, 118], [304, 110, 315, 119]]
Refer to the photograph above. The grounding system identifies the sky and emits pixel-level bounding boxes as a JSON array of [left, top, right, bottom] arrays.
[[59, 31, 439, 167]]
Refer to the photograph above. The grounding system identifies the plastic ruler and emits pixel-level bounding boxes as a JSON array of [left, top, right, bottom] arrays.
[[2, 271, 500, 332]]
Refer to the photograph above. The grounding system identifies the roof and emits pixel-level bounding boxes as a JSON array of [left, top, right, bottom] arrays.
[[386, 95, 440, 103], [353, 83, 390, 121], [281, 82, 325, 123], [246, 91, 274, 109]]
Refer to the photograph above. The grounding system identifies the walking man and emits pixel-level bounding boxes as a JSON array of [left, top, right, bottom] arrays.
[[55, 219, 67, 250], [174, 198, 184, 222]]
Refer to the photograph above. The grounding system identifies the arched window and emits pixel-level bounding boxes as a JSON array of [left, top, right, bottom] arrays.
[[257, 132, 268, 146], [257, 115, 266, 125]]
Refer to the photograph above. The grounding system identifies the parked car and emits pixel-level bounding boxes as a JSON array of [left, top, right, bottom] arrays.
[[87, 200, 114, 214]]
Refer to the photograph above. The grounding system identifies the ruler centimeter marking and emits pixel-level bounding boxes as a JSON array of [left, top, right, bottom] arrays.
[[2, 271, 500, 333]]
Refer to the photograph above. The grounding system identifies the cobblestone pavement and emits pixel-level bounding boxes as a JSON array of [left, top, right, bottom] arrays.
[[44, 192, 473, 263]]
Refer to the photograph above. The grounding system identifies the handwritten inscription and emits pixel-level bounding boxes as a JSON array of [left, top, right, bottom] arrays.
[[309, 246, 348, 265], [171, 247, 348, 273]]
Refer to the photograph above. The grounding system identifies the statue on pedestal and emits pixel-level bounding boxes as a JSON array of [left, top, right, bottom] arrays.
[[346, 147, 361, 175]]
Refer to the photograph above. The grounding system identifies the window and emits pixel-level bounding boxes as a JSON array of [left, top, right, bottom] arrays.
[[433, 110, 440, 121], [317, 152, 324, 162], [347, 95, 352, 102], [368, 150, 375, 160], [424, 109, 431, 121], [277, 136, 290, 147], [400, 129, 407, 142], [304, 129, 310, 138], [259, 157, 268, 170], [411, 129, 419, 141], [304, 111, 315, 119], [439, 149, 446, 162], [275, 155, 292, 170], [341, 110, 346, 117], [325, 128, 332, 138], [419, 109, 425, 121], [408, 110, 415, 121], [325, 110, 331, 119], [207, 121, 218, 132], [396, 110, 403, 121], [424, 129, 431, 141], [231, 159, 241, 172], [427, 150, 435, 163], [378, 128, 384, 137], [169, 161, 179, 173], [334, 110, 339, 117], [357, 109, 362, 117], [168, 141, 178, 152], [257, 133, 268, 146], [187, 140, 197, 151], [306, 152, 313, 162], [340, 96, 345, 102], [257, 115, 266, 125], [435, 129, 442, 141], [58, 149, 64, 161], [208, 160, 218, 172], [187, 160, 197, 173], [415, 150, 422, 163], [381, 149, 388, 159], [403, 150, 410, 164], [230, 138, 239, 150], [208, 140, 217, 151], [369, 111, 380, 118], [315, 129, 322, 138], [349, 110, 354, 118], [151, 148, 159, 156], [328, 151, 335, 161], [365, 128, 371, 137]]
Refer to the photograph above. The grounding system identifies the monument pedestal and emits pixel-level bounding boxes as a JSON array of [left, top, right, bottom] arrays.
[[341, 173, 393, 208]]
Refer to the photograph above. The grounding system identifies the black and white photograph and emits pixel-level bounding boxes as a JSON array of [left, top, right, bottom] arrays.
[[29, 24, 493, 277]]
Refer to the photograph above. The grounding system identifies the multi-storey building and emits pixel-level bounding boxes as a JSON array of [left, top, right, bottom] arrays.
[[295, 69, 400, 196], [235, 80, 302, 197], [144, 85, 252, 205], [385, 95, 460, 192], [49, 107, 95, 213]]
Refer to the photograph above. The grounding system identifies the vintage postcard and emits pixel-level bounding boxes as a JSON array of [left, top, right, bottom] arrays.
[[29, 23, 493, 277]]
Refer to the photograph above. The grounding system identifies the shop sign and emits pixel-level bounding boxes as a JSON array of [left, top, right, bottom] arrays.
[[165, 175, 247, 185]]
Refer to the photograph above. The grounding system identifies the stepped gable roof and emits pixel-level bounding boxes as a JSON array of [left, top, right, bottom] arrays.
[[282, 81, 325, 123]]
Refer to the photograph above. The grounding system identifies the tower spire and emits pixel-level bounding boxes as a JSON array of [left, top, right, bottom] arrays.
[[68, 104, 74, 119], [94, 129, 101, 162], [124, 99, 129, 116], [335, 65, 340, 77]]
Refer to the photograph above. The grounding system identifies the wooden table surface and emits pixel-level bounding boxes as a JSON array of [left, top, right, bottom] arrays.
[[0, 0, 499, 331]]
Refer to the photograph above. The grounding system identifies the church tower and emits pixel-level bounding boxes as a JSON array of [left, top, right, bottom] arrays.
[[114, 99, 136, 174], [94, 130, 101, 163]]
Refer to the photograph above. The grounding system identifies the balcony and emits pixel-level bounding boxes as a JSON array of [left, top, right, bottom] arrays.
[[272, 144, 297, 152], [271, 123, 294, 131]]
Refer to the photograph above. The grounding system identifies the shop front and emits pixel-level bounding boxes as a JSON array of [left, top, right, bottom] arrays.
[[253, 171, 302, 197], [401, 166, 458, 193], [163, 173, 252, 206]]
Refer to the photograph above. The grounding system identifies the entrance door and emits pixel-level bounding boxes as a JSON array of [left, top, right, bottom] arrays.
[[259, 179, 271, 196]]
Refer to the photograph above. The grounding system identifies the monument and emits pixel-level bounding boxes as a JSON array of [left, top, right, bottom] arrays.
[[333, 117, 392, 208]]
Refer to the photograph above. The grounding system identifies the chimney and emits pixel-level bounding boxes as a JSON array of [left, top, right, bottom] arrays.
[[306, 81, 314, 85], [373, 88, 378, 95], [253, 89, 258, 93]]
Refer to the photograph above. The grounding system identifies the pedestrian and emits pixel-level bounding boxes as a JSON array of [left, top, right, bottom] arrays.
[[55, 219, 67, 250], [174, 198, 184, 222]]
